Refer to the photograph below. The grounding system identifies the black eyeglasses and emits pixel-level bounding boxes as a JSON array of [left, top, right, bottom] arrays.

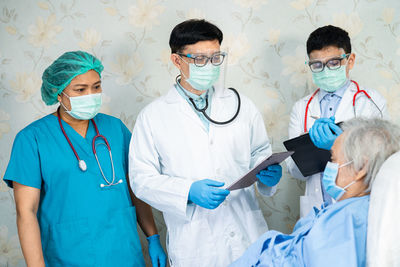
[[307, 54, 350, 73], [177, 52, 226, 67]]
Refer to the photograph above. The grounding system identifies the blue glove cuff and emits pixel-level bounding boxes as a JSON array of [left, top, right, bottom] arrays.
[[147, 234, 160, 243]]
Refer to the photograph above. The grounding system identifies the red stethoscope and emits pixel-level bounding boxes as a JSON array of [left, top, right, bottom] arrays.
[[57, 108, 123, 187], [304, 80, 383, 132]]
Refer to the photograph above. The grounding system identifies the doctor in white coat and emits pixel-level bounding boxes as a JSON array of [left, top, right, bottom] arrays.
[[287, 25, 387, 218], [129, 19, 282, 267]]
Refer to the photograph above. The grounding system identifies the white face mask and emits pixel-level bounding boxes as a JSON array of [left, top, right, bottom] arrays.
[[61, 92, 102, 120], [183, 63, 220, 91]]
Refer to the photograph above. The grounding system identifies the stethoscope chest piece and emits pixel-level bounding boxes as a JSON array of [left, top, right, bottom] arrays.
[[58, 107, 122, 187], [79, 160, 87, 172]]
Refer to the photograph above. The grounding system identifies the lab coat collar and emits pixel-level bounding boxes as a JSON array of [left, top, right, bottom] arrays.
[[164, 85, 207, 131], [334, 80, 358, 121], [164, 84, 232, 104], [302, 90, 322, 129], [318, 79, 350, 102], [302, 81, 358, 130]]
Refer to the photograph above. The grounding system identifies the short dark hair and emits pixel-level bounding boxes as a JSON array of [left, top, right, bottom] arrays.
[[306, 25, 351, 55], [169, 19, 223, 53]]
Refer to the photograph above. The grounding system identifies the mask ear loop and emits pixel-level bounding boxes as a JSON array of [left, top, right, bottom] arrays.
[[339, 160, 353, 168], [339, 160, 361, 190], [59, 92, 71, 112], [343, 180, 357, 190], [177, 55, 190, 80]]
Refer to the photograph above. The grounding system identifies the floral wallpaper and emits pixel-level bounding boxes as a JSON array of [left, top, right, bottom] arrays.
[[1, 0, 400, 266]]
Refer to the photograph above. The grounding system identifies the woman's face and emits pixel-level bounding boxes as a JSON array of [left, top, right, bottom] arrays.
[[57, 70, 102, 110], [331, 134, 368, 200]]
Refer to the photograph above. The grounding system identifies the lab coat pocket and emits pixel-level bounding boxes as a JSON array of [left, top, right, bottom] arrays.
[[169, 219, 215, 263], [46, 218, 95, 266]]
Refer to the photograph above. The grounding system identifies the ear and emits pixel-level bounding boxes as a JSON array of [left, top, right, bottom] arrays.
[[347, 53, 356, 70], [354, 161, 367, 182], [171, 54, 182, 70], [57, 93, 62, 103]]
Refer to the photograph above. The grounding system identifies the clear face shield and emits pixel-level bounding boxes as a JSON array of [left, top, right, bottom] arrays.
[[175, 50, 241, 125]]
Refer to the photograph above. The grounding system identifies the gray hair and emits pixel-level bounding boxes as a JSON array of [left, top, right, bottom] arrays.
[[341, 118, 400, 192]]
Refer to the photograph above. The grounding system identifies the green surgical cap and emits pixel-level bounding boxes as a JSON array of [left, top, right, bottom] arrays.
[[41, 51, 104, 105]]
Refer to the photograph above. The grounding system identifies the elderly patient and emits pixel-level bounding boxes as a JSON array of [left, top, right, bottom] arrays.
[[230, 118, 400, 267]]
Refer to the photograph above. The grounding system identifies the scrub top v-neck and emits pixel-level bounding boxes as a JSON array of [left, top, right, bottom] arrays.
[[4, 113, 145, 267]]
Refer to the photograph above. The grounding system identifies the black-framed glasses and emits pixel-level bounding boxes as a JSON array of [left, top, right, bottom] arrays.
[[177, 52, 226, 67], [306, 53, 350, 73]]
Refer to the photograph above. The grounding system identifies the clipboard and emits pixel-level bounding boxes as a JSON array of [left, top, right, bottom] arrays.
[[283, 133, 330, 177], [226, 151, 294, 191], [283, 122, 343, 177]]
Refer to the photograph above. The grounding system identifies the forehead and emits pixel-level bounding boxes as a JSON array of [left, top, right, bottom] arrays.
[[309, 46, 345, 60], [69, 70, 100, 84], [182, 40, 220, 55], [332, 133, 345, 157]]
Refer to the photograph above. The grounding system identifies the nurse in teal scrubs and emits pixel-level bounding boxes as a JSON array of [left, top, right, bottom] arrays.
[[3, 51, 167, 267]]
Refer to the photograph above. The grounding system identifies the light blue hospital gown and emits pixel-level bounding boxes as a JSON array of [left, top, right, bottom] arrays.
[[230, 196, 369, 267], [3, 113, 145, 267]]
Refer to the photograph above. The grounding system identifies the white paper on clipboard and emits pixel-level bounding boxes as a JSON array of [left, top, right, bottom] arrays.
[[226, 151, 294, 191]]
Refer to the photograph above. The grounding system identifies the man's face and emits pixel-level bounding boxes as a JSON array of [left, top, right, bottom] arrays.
[[308, 45, 355, 77], [171, 39, 221, 85]]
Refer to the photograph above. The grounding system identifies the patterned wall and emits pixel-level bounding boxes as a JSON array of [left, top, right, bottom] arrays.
[[1, 0, 400, 265]]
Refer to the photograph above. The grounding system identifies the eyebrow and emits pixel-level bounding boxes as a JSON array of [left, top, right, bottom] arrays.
[[187, 51, 221, 56], [309, 54, 346, 63], [73, 80, 101, 87]]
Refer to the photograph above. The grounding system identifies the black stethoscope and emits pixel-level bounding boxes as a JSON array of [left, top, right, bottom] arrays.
[[175, 75, 241, 125], [57, 107, 122, 187]]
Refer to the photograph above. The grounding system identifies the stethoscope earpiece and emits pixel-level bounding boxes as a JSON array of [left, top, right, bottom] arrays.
[[99, 180, 122, 188]]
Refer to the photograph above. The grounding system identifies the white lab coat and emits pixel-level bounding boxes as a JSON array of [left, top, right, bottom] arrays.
[[286, 81, 387, 217], [129, 86, 276, 267], [367, 151, 400, 267]]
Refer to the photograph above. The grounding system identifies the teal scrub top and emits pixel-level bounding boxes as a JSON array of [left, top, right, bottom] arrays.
[[3, 113, 145, 267]]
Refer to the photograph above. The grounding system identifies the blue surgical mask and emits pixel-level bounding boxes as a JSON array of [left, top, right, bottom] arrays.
[[61, 92, 102, 120], [322, 161, 356, 201], [312, 66, 348, 93], [183, 63, 220, 91]]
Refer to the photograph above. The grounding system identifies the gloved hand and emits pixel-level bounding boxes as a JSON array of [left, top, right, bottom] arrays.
[[309, 116, 343, 150], [188, 179, 230, 209], [256, 164, 283, 187], [147, 234, 167, 267]]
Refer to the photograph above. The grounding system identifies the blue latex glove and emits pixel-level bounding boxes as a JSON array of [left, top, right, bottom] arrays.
[[147, 234, 167, 267], [188, 179, 230, 209], [309, 116, 343, 150], [256, 164, 282, 187]]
